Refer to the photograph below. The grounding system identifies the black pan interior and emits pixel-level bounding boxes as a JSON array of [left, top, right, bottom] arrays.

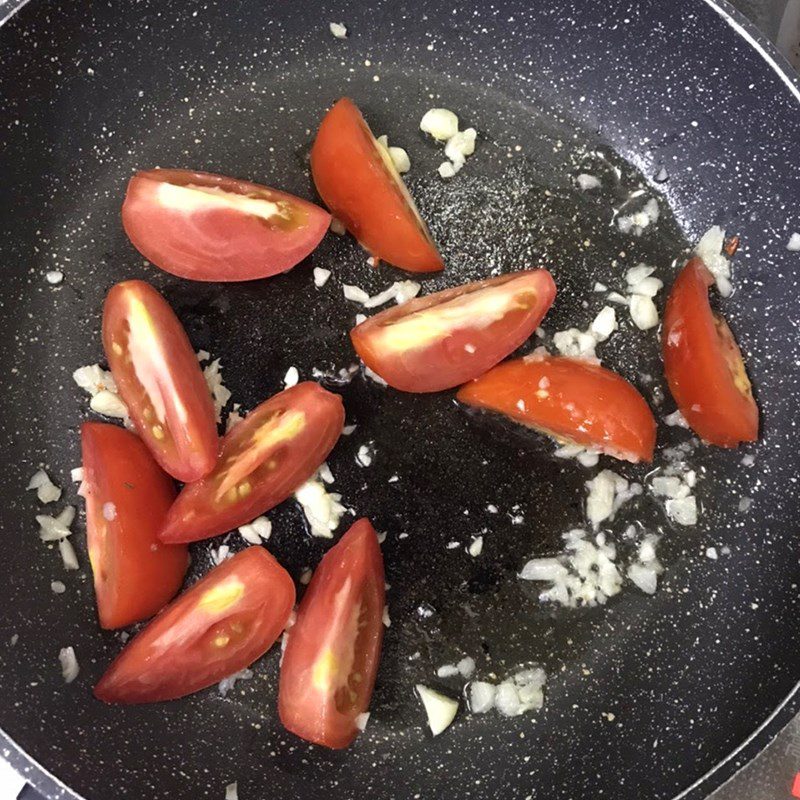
[[1, 1, 800, 799]]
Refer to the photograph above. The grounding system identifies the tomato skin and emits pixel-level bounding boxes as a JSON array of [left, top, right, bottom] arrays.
[[160, 382, 345, 543], [457, 355, 657, 462], [80, 422, 188, 629], [311, 98, 443, 273], [94, 546, 295, 704], [279, 519, 385, 749], [351, 270, 556, 392], [103, 280, 218, 483], [662, 257, 758, 447], [122, 168, 331, 282]]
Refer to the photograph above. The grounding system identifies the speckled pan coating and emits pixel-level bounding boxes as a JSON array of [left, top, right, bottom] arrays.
[[1, 1, 799, 800]]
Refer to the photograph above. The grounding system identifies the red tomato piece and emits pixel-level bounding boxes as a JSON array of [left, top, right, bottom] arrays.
[[279, 518, 385, 749], [351, 270, 556, 392], [80, 422, 188, 629], [122, 168, 331, 282], [103, 280, 218, 483], [94, 546, 294, 704], [160, 382, 344, 543], [311, 98, 443, 273], [457, 355, 657, 462], [662, 257, 758, 446]]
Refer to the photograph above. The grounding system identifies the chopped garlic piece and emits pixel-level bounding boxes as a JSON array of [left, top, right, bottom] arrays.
[[457, 656, 476, 678], [343, 284, 370, 304], [553, 328, 598, 359], [356, 444, 373, 467], [313, 267, 331, 287], [585, 471, 641, 528], [294, 474, 345, 538], [238, 516, 272, 544], [469, 681, 497, 713], [694, 226, 732, 297], [416, 684, 458, 735], [388, 146, 411, 173], [46, 270, 64, 285], [444, 128, 476, 165], [73, 364, 117, 396], [59, 646, 79, 683], [203, 358, 232, 423], [577, 174, 601, 191], [283, 366, 299, 388], [629, 294, 659, 330], [554, 444, 600, 467], [589, 306, 617, 341], [468, 535, 483, 557], [59, 539, 79, 570], [495, 669, 546, 716], [664, 409, 689, 428], [37, 506, 76, 541], [355, 711, 370, 731], [90, 390, 129, 419], [522, 529, 622, 607], [329, 21, 347, 38], [787, 232, 800, 251], [362, 280, 421, 309], [628, 563, 659, 594], [420, 108, 459, 141], [363, 365, 387, 386], [616, 197, 659, 236], [27, 469, 61, 504], [218, 668, 253, 698], [665, 495, 698, 525], [625, 264, 655, 286]]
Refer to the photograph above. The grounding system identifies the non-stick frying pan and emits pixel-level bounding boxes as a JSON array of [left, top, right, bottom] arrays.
[[1, 1, 799, 798]]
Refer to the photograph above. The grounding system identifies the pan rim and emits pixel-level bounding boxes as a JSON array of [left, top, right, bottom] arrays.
[[0, 0, 798, 798]]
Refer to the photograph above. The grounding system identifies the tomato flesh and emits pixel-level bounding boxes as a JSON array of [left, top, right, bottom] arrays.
[[279, 519, 385, 749], [80, 422, 188, 629], [94, 547, 295, 704], [662, 257, 758, 446], [351, 270, 556, 392], [311, 98, 443, 273], [103, 280, 218, 483], [457, 354, 657, 462], [122, 168, 331, 282], [160, 382, 344, 543]]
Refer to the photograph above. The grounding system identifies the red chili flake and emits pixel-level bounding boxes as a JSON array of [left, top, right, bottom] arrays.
[[723, 235, 740, 257], [791, 771, 800, 798]]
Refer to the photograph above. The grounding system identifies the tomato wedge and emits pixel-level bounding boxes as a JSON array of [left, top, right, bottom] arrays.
[[457, 354, 657, 462], [160, 382, 344, 543], [80, 422, 188, 629], [279, 518, 385, 749], [94, 547, 294, 704], [662, 257, 758, 446], [122, 168, 331, 282], [351, 270, 556, 392], [103, 280, 218, 483], [311, 98, 443, 273]]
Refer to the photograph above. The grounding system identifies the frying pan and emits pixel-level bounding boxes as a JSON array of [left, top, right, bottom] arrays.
[[1, 1, 799, 799]]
